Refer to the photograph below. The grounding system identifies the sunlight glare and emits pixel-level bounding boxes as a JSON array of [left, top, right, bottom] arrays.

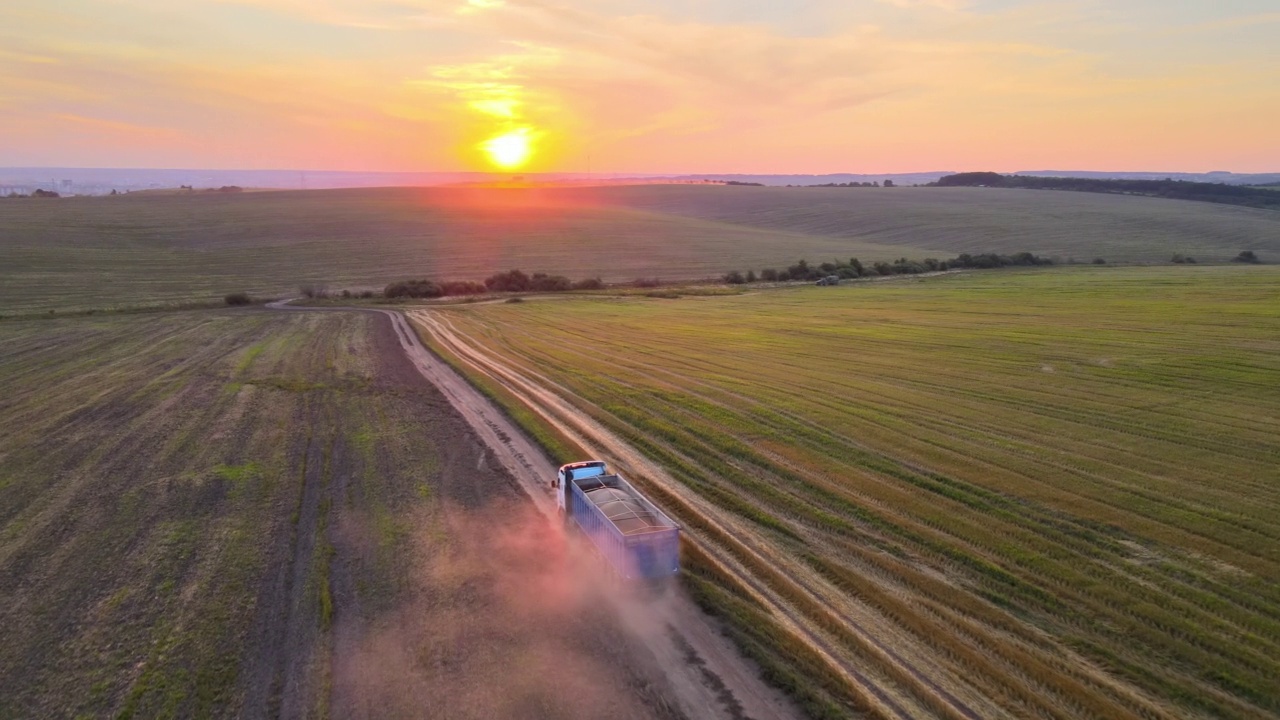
[[481, 127, 534, 170]]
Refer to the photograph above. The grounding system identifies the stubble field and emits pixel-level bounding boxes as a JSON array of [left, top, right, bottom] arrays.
[[418, 265, 1280, 719], [0, 309, 682, 719]]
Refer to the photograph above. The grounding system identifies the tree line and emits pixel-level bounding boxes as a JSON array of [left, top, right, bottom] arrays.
[[385, 270, 605, 298], [722, 252, 1053, 284]]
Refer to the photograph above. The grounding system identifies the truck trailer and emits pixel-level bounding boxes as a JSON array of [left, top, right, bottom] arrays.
[[554, 461, 680, 581]]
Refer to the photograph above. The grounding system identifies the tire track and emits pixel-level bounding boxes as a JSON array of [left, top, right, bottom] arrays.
[[411, 309, 993, 720], [267, 301, 800, 720]]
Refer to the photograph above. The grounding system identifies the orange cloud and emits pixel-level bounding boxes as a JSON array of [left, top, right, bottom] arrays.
[[2, 0, 1276, 172]]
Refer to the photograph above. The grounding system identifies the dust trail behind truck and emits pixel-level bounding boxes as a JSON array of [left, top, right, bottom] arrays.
[[554, 461, 680, 581]]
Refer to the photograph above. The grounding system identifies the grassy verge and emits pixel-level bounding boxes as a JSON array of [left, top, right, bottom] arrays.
[[413, 322, 588, 466]]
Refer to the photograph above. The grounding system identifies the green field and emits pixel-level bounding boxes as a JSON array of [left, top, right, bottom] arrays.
[[424, 266, 1280, 719], [2, 185, 1277, 315]]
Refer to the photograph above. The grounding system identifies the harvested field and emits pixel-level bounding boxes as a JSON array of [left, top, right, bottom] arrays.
[[589, 185, 1280, 263], [0, 188, 926, 315], [415, 265, 1280, 719], [0, 309, 684, 719], [4, 184, 1278, 315]]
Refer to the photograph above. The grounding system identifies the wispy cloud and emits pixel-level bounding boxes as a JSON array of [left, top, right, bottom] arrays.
[[52, 113, 183, 138]]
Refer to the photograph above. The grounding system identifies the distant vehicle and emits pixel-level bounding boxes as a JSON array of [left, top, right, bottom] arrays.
[[554, 460, 680, 581], [816, 275, 840, 286]]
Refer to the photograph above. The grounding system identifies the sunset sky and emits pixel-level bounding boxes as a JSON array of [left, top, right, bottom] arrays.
[[1, 0, 1276, 173]]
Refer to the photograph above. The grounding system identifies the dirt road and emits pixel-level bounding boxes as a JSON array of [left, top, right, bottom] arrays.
[[408, 310, 998, 720], [269, 302, 801, 720]]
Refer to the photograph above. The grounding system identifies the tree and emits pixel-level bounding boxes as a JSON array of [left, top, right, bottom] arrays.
[[384, 279, 442, 298], [1233, 250, 1261, 264], [723, 270, 746, 284], [883, 179, 895, 188], [571, 277, 605, 290], [746, 269, 757, 283], [529, 273, 572, 291], [484, 269, 531, 291], [787, 259, 816, 280]]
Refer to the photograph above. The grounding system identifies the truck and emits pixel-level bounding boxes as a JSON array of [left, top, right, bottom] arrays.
[[553, 460, 680, 581]]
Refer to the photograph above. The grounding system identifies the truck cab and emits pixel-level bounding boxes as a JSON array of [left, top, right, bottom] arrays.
[[555, 460, 607, 512]]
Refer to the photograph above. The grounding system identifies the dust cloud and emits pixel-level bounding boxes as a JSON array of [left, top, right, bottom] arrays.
[[331, 497, 684, 720]]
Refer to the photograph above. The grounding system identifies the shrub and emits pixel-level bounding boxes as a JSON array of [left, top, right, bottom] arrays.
[[760, 269, 779, 282], [440, 280, 487, 296], [358, 290, 375, 299], [787, 259, 820, 280], [892, 258, 927, 274], [1093, 258, 1107, 265], [1233, 250, 1260, 264], [946, 252, 1052, 270], [572, 277, 605, 290], [723, 270, 746, 284], [529, 273, 572, 291], [299, 283, 329, 299], [505, 296, 525, 303], [746, 270, 757, 283], [224, 292, 252, 306], [633, 278, 663, 288], [485, 269, 531, 292], [384, 279, 443, 298], [341, 289, 352, 298]]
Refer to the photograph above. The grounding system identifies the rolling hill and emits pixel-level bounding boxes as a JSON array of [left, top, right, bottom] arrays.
[[2, 184, 1277, 314]]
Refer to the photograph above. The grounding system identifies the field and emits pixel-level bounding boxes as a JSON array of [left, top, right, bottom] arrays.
[[417, 266, 1280, 719], [0, 309, 683, 719], [3, 185, 1278, 315], [593, 185, 1280, 262]]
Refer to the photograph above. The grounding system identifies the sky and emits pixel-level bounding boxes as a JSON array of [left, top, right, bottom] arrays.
[[1, 0, 1277, 174]]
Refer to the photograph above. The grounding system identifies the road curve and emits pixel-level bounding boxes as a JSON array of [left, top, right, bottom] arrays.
[[267, 300, 801, 720]]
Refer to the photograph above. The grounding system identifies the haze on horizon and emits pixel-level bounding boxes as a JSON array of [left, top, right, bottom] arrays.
[[1, 0, 1277, 175]]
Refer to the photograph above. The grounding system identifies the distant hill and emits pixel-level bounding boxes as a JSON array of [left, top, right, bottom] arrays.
[[4, 184, 1276, 314], [6, 167, 1279, 194], [663, 172, 958, 186], [934, 172, 1280, 210], [1014, 170, 1280, 186]]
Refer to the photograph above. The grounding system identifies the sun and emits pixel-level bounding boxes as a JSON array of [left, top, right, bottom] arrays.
[[481, 127, 534, 170]]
